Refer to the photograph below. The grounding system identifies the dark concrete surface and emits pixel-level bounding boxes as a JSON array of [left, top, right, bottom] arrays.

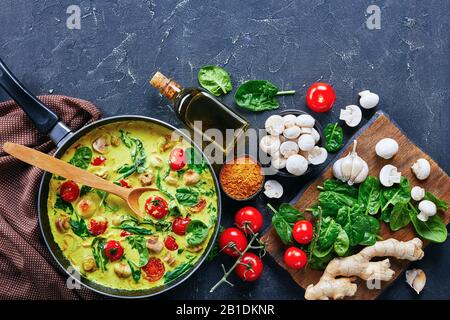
[[0, 0, 449, 299]]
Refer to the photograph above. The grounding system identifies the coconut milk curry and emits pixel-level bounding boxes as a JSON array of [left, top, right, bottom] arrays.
[[47, 121, 218, 290]]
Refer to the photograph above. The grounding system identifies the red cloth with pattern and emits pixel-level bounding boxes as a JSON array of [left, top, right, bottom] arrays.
[[0, 95, 102, 299]]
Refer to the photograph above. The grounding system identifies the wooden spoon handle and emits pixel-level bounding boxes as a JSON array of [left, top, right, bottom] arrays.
[[3, 142, 130, 200]]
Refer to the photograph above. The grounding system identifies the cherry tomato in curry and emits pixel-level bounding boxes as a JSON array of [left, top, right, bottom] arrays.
[[104, 240, 124, 262], [60, 180, 80, 202], [144, 196, 169, 220]]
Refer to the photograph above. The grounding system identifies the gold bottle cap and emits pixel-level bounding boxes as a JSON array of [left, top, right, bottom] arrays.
[[149, 71, 181, 100]]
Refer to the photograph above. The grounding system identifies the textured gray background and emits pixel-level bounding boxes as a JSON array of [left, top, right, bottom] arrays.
[[0, 0, 449, 299]]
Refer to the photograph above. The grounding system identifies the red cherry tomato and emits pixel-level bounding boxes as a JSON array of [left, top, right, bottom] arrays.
[[235, 252, 263, 282], [88, 219, 108, 236], [284, 247, 307, 269], [104, 240, 124, 262], [144, 196, 168, 219], [306, 82, 336, 113], [292, 220, 314, 245], [164, 235, 179, 251], [60, 181, 80, 202], [189, 199, 207, 213], [219, 227, 248, 257], [91, 155, 107, 166], [172, 217, 191, 235], [120, 230, 131, 237], [234, 206, 264, 234], [169, 148, 186, 171], [119, 179, 131, 188], [142, 257, 165, 282]]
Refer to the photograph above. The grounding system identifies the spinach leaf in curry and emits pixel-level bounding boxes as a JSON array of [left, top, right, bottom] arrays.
[[69, 146, 92, 169]]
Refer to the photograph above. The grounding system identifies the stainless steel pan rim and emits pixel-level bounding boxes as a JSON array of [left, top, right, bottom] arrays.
[[37, 115, 222, 299]]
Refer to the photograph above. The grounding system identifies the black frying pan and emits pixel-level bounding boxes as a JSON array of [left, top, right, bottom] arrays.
[[0, 58, 222, 298]]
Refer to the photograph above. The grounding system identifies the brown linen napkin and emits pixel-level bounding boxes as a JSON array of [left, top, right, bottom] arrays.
[[0, 95, 102, 299]]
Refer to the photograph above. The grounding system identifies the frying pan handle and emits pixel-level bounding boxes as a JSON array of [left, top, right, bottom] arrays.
[[0, 58, 71, 145]]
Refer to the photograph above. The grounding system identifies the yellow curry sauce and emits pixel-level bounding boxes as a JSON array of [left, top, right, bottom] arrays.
[[47, 121, 218, 290]]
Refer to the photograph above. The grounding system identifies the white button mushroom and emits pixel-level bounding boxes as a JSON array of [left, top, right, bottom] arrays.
[[379, 164, 402, 187], [339, 105, 362, 127], [296, 114, 315, 128], [283, 126, 301, 140], [263, 180, 284, 198], [92, 136, 108, 154], [307, 146, 328, 165], [359, 90, 379, 109], [411, 186, 425, 201], [298, 134, 315, 152], [375, 138, 399, 159], [280, 140, 299, 157], [259, 135, 281, 155], [299, 127, 313, 134], [311, 128, 321, 144], [332, 140, 369, 185], [411, 158, 431, 180], [265, 115, 285, 136], [283, 114, 297, 128], [417, 200, 437, 222], [271, 153, 287, 170], [286, 154, 309, 176]]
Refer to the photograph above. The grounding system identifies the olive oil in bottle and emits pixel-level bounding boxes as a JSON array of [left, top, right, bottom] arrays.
[[150, 71, 249, 155]]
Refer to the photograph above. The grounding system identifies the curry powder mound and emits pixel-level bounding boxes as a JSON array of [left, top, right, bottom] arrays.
[[219, 156, 264, 200]]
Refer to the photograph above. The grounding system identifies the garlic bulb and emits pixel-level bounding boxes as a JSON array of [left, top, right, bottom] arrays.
[[411, 158, 431, 180], [332, 140, 368, 185]]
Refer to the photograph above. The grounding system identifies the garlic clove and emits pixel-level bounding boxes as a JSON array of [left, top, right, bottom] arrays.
[[307, 146, 328, 165], [295, 114, 315, 128], [359, 90, 379, 109], [259, 135, 281, 155], [411, 158, 431, 180], [379, 164, 402, 187], [280, 140, 299, 158], [353, 161, 369, 184], [263, 180, 284, 198], [283, 126, 301, 140], [339, 105, 362, 127], [298, 134, 315, 152], [405, 269, 426, 294], [283, 114, 297, 128], [350, 157, 365, 182], [411, 186, 425, 201], [265, 115, 285, 136], [375, 138, 399, 160]]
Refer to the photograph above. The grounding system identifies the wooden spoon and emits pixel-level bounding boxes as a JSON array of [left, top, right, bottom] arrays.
[[3, 142, 158, 219]]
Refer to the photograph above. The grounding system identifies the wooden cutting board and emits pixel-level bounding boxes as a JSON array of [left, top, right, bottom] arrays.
[[261, 111, 450, 300]]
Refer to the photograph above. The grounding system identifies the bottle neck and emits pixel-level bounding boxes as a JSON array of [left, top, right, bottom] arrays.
[[149, 71, 183, 101]]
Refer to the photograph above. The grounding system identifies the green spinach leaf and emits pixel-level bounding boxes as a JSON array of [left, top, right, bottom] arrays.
[[69, 146, 92, 169], [424, 192, 448, 211], [234, 80, 295, 111], [198, 65, 232, 96], [127, 235, 150, 267], [318, 179, 359, 198], [127, 259, 141, 283], [186, 220, 209, 246], [318, 191, 357, 217], [268, 203, 304, 245], [176, 187, 199, 207], [323, 123, 344, 152], [317, 217, 341, 249], [70, 217, 90, 238], [408, 203, 447, 243], [91, 237, 108, 271], [389, 202, 411, 231], [358, 176, 381, 215], [380, 177, 411, 222], [54, 195, 74, 214], [185, 147, 208, 174], [164, 257, 195, 283], [334, 227, 350, 256]]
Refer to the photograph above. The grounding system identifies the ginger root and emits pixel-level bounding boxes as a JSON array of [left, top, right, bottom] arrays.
[[304, 238, 424, 300]]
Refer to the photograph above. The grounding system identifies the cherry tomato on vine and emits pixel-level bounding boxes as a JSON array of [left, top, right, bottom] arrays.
[[144, 196, 168, 219], [234, 206, 264, 234], [219, 227, 248, 257], [164, 235, 179, 251], [172, 217, 191, 235], [235, 252, 263, 282], [306, 82, 336, 113], [169, 148, 186, 171], [91, 155, 107, 166], [60, 181, 80, 202], [292, 220, 313, 245], [104, 240, 124, 261], [284, 247, 307, 269]]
